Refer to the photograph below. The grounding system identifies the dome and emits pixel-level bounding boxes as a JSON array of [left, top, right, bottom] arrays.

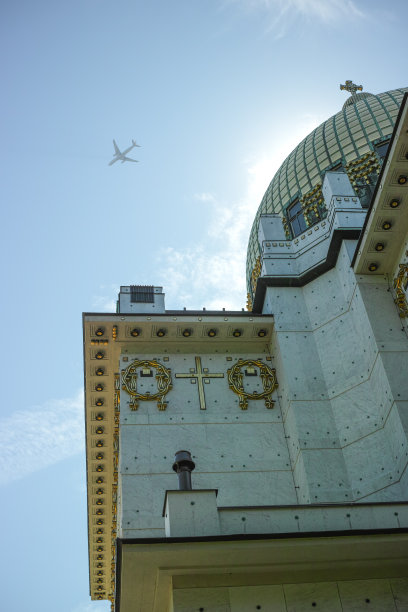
[[246, 86, 408, 307], [342, 91, 376, 109]]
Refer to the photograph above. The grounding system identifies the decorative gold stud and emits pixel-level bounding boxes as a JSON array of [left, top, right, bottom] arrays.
[[95, 427, 104, 434], [382, 221, 392, 230], [156, 329, 166, 337], [95, 383, 104, 392], [95, 351, 104, 360], [368, 263, 378, 271], [96, 368, 104, 376], [182, 329, 192, 337], [232, 329, 242, 337], [398, 175, 407, 185], [258, 329, 267, 337], [207, 329, 217, 337], [95, 328, 104, 337], [130, 328, 140, 337], [390, 199, 400, 208], [375, 243, 384, 251]]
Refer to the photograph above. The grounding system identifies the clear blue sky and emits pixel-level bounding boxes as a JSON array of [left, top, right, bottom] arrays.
[[1, 1, 407, 610]]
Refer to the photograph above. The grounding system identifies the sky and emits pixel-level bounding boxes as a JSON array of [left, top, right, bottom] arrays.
[[1, 1, 407, 610]]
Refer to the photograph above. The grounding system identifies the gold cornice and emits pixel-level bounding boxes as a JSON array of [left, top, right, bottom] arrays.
[[394, 263, 408, 317]]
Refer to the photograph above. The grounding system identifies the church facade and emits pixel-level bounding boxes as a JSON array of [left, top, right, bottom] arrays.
[[83, 85, 408, 611]]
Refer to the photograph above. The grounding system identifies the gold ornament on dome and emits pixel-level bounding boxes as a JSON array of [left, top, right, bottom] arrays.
[[394, 263, 408, 317], [227, 359, 278, 410], [340, 80, 363, 95], [121, 359, 172, 411]]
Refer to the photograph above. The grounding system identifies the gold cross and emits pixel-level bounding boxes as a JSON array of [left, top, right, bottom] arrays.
[[340, 80, 363, 96], [175, 356, 224, 410]]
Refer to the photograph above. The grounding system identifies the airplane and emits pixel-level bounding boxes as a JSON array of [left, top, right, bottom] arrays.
[[109, 139, 140, 165]]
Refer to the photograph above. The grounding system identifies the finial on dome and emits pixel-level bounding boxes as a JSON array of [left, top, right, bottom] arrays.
[[340, 80, 363, 96]]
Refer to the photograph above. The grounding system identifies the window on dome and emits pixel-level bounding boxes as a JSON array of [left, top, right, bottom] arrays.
[[287, 200, 306, 238], [375, 140, 389, 160]]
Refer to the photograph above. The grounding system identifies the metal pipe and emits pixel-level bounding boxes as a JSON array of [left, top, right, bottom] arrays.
[[172, 450, 195, 490]]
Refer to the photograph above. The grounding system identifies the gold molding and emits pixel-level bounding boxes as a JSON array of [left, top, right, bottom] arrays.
[[121, 359, 172, 411], [227, 359, 278, 410], [394, 263, 408, 317]]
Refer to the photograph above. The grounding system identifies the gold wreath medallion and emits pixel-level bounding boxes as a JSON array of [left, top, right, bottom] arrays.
[[227, 359, 278, 410]]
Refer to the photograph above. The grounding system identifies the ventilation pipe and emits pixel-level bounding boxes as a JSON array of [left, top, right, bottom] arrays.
[[172, 450, 195, 490]]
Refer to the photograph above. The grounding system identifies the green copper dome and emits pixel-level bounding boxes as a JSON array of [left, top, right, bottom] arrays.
[[246, 86, 408, 307]]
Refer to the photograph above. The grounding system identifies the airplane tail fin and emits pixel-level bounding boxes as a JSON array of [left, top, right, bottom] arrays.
[[132, 139, 141, 147]]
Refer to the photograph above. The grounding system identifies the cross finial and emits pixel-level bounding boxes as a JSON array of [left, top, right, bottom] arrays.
[[340, 80, 363, 96]]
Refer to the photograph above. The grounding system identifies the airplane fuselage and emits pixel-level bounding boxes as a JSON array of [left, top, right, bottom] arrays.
[[109, 139, 140, 165]]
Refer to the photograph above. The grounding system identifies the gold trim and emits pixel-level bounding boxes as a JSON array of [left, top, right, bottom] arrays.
[[121, 359, 172, 411], [394, 264, 408, 317], [227, 359, 278, 410]]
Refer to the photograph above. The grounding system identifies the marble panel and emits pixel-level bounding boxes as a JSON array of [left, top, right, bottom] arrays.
[[343, 405, 408, 499], [297, 449, 351, 503], [380, 351, 408, 402], [357, 481, 404, 503], [292, 451, 310, 503], [120, 421, 291, 475], [285, 401, 340, 449], [331, 355, 393, 443], [274, 331, 327, 401], [173, 587, 230, 612], [265, 287, 311, 332], [284, 582, 342, 612], [338, 579, 397, 611], [201, 470, 297, 507], [314, 299, 378, 398], [121, 527, 165, 539], [304, 249, 356, 328], [390, 578, 408, 612], [229, 585, 286, 611], [358, 278, 408, 351], [395, 401, 408, 437]]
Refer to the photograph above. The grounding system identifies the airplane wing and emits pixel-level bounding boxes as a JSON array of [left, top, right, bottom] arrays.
[[113, 139, 121, 155], [122, 156, 138, 163]]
